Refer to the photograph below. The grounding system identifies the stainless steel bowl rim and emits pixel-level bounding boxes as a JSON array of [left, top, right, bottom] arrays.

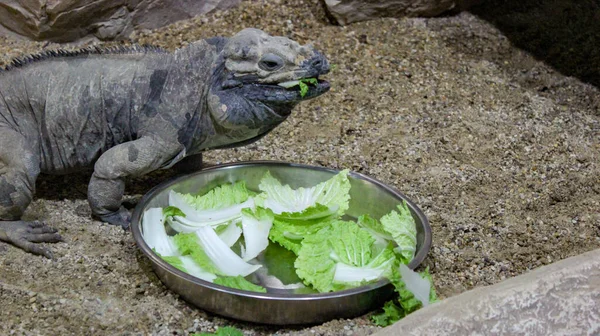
[[131, 160, 432, 301]]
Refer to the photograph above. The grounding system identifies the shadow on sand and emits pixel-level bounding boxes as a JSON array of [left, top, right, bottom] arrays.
[[468, 0, 600, 88]]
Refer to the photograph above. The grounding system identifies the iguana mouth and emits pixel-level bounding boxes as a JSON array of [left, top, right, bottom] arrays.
[[221, 75, 330, 102], [263, 76, 330, 101], [276, 77, 330, 99]]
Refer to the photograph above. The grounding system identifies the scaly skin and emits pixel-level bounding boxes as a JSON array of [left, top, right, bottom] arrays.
[[0, 28, 330, 257]]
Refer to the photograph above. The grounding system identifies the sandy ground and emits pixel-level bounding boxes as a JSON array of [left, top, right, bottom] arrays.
[[0, 0, 599, 335]]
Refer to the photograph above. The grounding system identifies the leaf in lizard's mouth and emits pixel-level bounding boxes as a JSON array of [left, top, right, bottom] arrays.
[[277, 80, 302, 88], [224, 76, 330, 103], [277, 78, 328, 98]]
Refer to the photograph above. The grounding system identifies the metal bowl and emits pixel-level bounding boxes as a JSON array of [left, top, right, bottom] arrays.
[[131, 161, 431, 325]]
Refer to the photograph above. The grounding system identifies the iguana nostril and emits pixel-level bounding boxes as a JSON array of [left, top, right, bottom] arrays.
[[307, 54, 327, 72]]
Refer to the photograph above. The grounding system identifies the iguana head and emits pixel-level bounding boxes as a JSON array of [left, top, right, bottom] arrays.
[[220, 28, 330, 99], [203, 28, 330, 150]]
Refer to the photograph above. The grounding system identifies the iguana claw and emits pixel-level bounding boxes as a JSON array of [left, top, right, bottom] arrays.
[[0, 221, 62, 259], [97, 206, 131, 230]]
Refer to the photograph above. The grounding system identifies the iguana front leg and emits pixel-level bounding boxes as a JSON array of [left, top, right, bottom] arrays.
[[172, 153, 204, 175], [88, 136, 183, 228], [0, 127, 62, 257]]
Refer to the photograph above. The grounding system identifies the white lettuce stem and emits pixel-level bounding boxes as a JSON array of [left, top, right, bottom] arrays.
[[399, 264, 431, 307], [194, 226, 261, 277], [168, 190, 254, 223], [240, 211, 273, 261], [179, 256, 218, 282], [333, 262, 387, 283], [218, 220, 242, 247], [142, 207, 179, 256]]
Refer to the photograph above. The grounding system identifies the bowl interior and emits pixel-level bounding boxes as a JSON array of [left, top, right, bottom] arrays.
[[134, 162, 431, 295]]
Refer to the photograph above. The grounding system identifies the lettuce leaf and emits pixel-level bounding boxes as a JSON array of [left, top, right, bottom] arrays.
[[173, 229, 261, 277], [357, 213, 392, 246], [163, 206, 186, 218], [217, 220, 242, 247], [329, 221, 375, 266], [421, 267, 439, 303], [192, 326, 244, 336], [173, 232, 220, 274], [182, 181, 251, 210], [370, 300, 405, 327], [161, 255, 217, 282], [193, 225, 261, 277], [166, 181, 254, 232], [142, 207, 179, 257], [299, 78, 318, 97], [268, 217, 333, 254], [168, 190, 255, 231], [274, 203, 339, 222], [402, 264, 432, 305], [371, 265, 438, 326], [257, 170, 351, 216], [380, 202, 417, 263], [240, 207, 274, 261], [295, 221, 396, 292], [293, 226, 336, 292], [214, 276, 267, 293], [258, 170, 351, 254], [144, 208, 218, 282]]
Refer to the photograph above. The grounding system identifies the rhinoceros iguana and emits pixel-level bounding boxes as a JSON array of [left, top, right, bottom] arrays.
[[0, 28, 330, 258]]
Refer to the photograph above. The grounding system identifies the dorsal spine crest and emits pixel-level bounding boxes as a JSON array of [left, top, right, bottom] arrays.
[[1, 44, 168, 72]]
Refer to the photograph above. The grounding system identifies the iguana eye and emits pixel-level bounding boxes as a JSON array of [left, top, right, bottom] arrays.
[[259, 53, 284, 71]]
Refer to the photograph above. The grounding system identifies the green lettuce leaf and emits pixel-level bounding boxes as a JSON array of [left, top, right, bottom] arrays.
[[173, 233, 220, 274], [257, 170, 351, 254], [299, 78, 318, 97], [275, 203, 339, 222], [329, 221, 375, 266], [393, 265, 426, 312], [167, 181, 255, 231], [370, 300, 405, 327], [160, 254, 185, 271], [192, 326, 244, 336], [214, 276, 267, 293], [357, 213, 392, 243], [370, 266, 437, 326], [293, 226, 336, 292], [182, 181, 251, 210], [160, 254, 217, 282], [268, 217, 333, 254], [173, 229, 262, 277], [295, 221, 396, 292], [422, 267, 439, 303], [332, 242, 397, 291], [257, 170, 351, 216], [163, 206, 185, 218], [380, 202, 417, 263]]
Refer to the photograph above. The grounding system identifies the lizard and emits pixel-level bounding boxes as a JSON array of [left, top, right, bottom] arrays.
[[0, 28, 330, 258]]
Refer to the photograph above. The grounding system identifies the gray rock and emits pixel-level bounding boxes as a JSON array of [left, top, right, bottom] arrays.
[[323, 0, 477, 25], [0, 0, 240, 42], [374, 248, 600, 336]]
